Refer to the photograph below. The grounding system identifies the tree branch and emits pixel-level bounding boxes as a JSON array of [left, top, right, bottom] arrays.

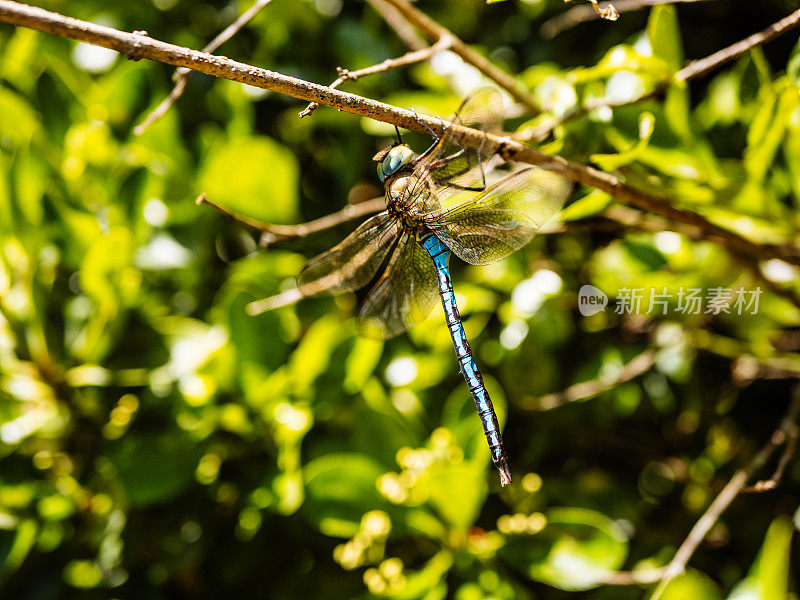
[[596, 385, 800, 589], [1, 1, 798, 271], [675, 7, 800, 81], [531, 6, 800, 141], [364, 0, 428, 52], [196, 193, 386, 247], [133, 0, 275, 135], [646, 386, 800, 598], [374, 0, 542, 115], [298, 35, 453, 118], [541, 0, 710, 39], [523, 348, 656, 410]]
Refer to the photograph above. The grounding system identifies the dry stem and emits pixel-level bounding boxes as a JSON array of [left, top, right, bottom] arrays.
[[133, 0, 275, 135], [2, 0, 798, 271], [597, 386, 800, 590], [299, 35, 453, 118], [376, 0, 542, 114]]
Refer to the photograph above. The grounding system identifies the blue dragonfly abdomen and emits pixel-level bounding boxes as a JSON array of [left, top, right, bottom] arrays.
[[419, 232, 512, 486]]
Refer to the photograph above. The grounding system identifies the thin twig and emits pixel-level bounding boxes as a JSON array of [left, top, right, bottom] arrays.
[[599, 204, 800, 310], [524, 348, 656, 410], [133, 0, 275, 135], [531, 6, 800, 141], [1, 1, 799, 271], [596, 386, 800, 588], [676, 7, 800, 81], [646, 387, 800, 599], [365, 0, 428, 52], [587, 0, 620, 22], [541, 0, 710, 39], [375, 0, 542, 114], [743, 422, 799, 492], [299, 35, 453, 118], [247, 288, 304, 315], [196, 193, 386, 247]]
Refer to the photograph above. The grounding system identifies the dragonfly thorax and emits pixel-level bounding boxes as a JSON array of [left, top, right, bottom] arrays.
[[384, 173, 428, 233]]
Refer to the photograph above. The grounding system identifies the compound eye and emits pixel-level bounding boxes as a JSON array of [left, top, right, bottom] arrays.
[[377, 145, 413, 182]]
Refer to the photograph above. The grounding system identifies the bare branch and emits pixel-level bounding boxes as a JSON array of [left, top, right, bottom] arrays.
[[541, 0, 709, 39], [587, 0, 620, 22], [364, 0, 428, 52], [299, 35, 453, 118], [1, 1, 798, 273], [523, 349, 656, 410], [646, 387, 800, 599], [196, 193, 274, 231], [133, 0, 275, 135], [676, 7, 800, 81], [247, 288, 304, 316], [375, 0, 542, 115], [533, 6, 800, 141], [595, 386, 800, 589], [743, 421, 799, 492], [196, 193, 386, 247]]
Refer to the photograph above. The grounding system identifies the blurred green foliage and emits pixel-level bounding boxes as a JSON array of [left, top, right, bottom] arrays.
[[1, 0, 799, 598]]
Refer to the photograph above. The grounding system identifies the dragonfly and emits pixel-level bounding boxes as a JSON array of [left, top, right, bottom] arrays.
[[296, 88, 571, 486]]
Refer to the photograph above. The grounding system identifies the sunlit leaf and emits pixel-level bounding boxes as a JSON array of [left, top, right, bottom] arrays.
[[200, 136, 299, 224], [725, 516, 793, 600]]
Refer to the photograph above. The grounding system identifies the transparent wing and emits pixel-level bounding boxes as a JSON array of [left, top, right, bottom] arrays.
[[404, 88, 505, 212], [358, 233, 439, 340], [298, 212, 399, 296], [429, 167, 572, 265]]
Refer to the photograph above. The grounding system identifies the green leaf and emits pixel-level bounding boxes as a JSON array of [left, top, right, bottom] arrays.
[[303, 454, 386, 536], [344, 337, 384, 394], [504, 507, 629, 591], [591, 111, 655, 170], [427, 463, 486, 530], [558, 190, 613, 222], [0, 86, 40, 147], [199, 135, 299, 224], [389, 551, 453, 600], [661, 570, 722, 600], [108, 432, 202, 507], [647, 5, 683, 72], [725, 516, 793, 600]]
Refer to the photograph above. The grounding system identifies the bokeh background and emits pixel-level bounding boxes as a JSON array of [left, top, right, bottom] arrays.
[[1, 0, 799, 598]]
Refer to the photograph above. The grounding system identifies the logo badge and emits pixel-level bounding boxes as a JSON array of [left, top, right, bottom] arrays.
[[578, 285, 608, 316]]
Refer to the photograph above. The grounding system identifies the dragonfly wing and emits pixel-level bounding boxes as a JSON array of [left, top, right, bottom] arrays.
[[298, 212, 399, 296], [431, 167, 571, 265], [406, 88, 506, 211], [358, 233, 438, 339]]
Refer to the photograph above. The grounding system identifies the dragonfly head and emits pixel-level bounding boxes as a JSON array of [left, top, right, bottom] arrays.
[[374, 143, 414, 183]]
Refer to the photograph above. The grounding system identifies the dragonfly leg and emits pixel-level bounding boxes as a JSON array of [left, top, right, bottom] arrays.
[[419, 232, 512, 487]]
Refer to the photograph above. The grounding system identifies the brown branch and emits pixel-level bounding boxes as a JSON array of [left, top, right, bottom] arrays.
[[532, 6, 800, 141], [246, 288, 304, 316], [299, 35, 453, 118], [675, 7, 800, 82], [646, 387, 800, 598], [732, 355, 800, 385], [196, 193, 386, 247], [375, 0, 542, 115], [1, 1, 798, 271], [600, 204, 800, 310], [587, 0, 620, 22], [596, 385, 800, 589], [743, 422, 799, 492], [523, 348, 656, 410], [133, 0, 275, 135], [541, 0, 709, 39], [364, 0, 428, 52]]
